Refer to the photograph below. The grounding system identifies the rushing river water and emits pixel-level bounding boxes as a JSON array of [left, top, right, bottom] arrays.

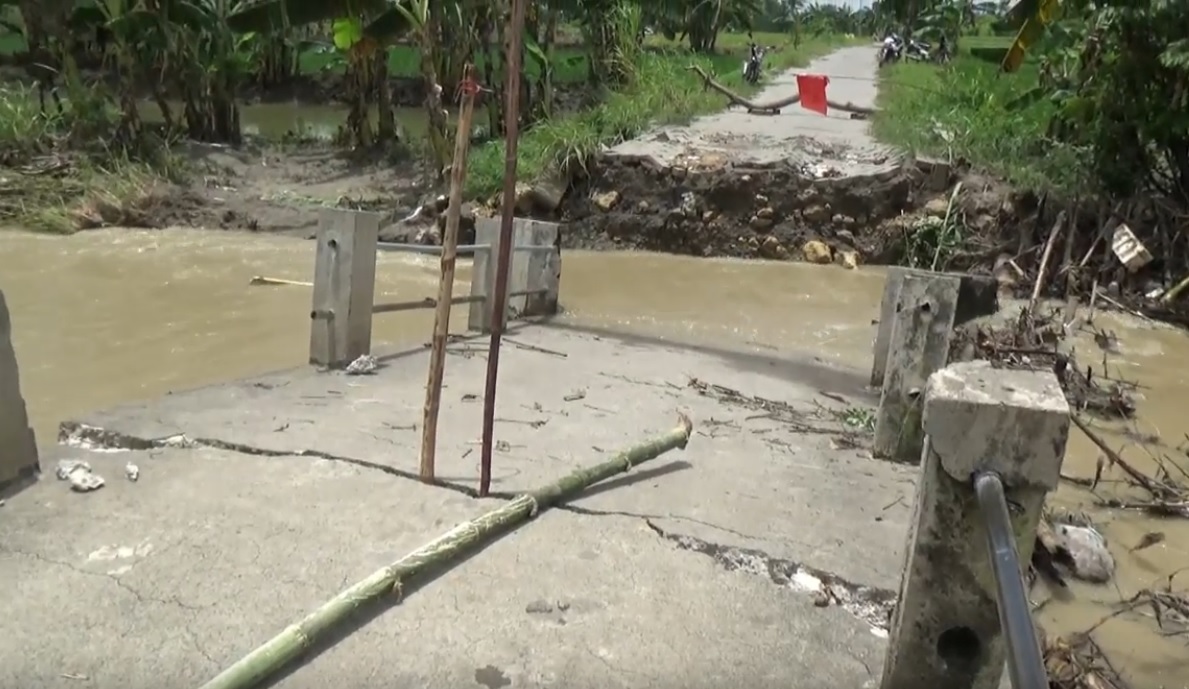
[[2, 227, 1187, 687]]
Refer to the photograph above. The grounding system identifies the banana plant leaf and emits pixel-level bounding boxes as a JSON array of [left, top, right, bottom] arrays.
[[227, 0, 389, 34]]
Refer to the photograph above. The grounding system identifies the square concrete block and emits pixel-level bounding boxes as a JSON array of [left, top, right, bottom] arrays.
[[923, 361, 1070, 489]]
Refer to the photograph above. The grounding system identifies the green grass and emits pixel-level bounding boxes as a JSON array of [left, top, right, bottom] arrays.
[[0, 84, 184, 234], [871, 45, 1088, 193], [464, 32, 859, 198]]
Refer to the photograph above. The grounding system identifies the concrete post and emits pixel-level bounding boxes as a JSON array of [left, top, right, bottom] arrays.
[[468, 219, 502, 333], [873, 273, 959, 463], [871, 268, 999, 387], [467, 218, 562, 332], [880, 361, 1069, 689], [308, 208, 380, 368], [0, 288, 39, 491], [521, 220, 561, 318]]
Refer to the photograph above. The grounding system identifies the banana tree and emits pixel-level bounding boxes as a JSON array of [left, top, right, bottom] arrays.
[[228, 0, 445, 160]]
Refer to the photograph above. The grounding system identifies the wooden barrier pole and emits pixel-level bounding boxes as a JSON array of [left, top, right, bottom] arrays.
[[479, 0, 527, 498], [420, 63, 479, 483]]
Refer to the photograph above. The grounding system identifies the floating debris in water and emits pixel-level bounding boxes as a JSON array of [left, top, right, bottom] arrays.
[[345, 354, 378, 375], [56, 459, 105, 493], [125, 462, 140, 482]]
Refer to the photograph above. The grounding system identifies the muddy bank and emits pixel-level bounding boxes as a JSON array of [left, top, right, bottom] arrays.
[[557, 154, 967, 261]]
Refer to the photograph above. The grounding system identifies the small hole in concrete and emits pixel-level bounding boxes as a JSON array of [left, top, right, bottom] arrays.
[[936, 626, 982, 672], [907, 387, 922, 399], [328, 238, 338, 249], [920, 301, 933, 313], [309, 310, 316, 320]]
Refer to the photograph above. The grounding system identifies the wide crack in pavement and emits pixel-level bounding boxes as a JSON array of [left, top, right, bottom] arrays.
[[60, 420, 897, 634]]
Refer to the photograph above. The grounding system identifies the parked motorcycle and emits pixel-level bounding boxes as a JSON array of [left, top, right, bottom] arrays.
[[905, 38, 932, 62], [743, 43, 765, 84], [878, 35, 902, 67]]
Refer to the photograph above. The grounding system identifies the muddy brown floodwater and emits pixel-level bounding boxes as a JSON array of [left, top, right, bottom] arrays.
[[2, 227, 1187, 687]]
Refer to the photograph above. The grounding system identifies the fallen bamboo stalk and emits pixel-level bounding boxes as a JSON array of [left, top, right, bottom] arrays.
[[420, 62, 479, 483], [249, 276, 313, 287], [196, 414, 694, 689], [686, 64, 876, 115]]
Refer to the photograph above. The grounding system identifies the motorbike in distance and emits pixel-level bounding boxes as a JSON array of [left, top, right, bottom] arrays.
[[743, 42, 765, 84]]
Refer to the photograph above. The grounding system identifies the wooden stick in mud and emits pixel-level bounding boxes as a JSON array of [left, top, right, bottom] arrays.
[[419, 63, 480, 483], [1029, 211, 1066, 311], [685, 64, 876, 115], [194, 415, 694, 689]]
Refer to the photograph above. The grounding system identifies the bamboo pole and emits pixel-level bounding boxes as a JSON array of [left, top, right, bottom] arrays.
[[195, 414, 694, 689], [420, 63, 480, 483], [479, 0, 528, 498]]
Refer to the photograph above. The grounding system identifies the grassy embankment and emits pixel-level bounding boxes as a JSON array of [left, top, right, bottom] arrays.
[[0, 30, 854, 232], [871, 34, 1086, 194]]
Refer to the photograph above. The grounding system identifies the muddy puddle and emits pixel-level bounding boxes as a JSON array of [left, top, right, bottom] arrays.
[[1, 227, 1186, 686]]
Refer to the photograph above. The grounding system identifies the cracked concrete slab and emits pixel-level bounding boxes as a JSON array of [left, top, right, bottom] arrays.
[[59, 326, 916, 589], [2, 445, 889, 689]]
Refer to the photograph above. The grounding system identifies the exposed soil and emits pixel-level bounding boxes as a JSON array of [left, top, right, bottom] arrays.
[[135, 141, 426, 236]]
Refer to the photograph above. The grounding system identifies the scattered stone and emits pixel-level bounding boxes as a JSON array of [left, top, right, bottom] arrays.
[[836, 250, 859, 270], [923, 196, 951, 217], [56, 460, 92, 480], [756, 207, 775, 220], [69, 467, 104, 493], [525, 599, 554, 614], [802, 240, 833, 264], [812, 590, 832, 607], [345, 354, 378, 376], [803, 205, 832, 223], [125, 462, 139, 482], [1054, 523, 1116, 584], [592, 190, 620, 212], [756, 194, 769, 205], [836, 229, 857, 246], [760, 236, 788, 259], [678, 191, 698, 217], [749, 215, 774, 231], [702, 210, 717, 223], [634, 200, 650, 213]]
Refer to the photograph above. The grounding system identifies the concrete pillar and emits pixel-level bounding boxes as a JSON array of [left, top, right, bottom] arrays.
[[0, 288, 39, 491], [871, 268, 999, 387], [521, 220, 561, 318], [880, 361, 1069, 689], [468, 218, 562, 332], [309, 208, 380, 368], [873, 273, 959, 463]]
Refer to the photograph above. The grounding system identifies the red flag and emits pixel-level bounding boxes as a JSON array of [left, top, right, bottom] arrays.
[[797, 74, 830, 116]]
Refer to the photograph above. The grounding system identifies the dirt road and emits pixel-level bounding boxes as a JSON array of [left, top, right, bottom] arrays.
[[610, 44, 897, 177]]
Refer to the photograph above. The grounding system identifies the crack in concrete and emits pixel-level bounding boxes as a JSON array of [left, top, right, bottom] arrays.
[[641, 520, 897, 635], [59, 422, 489, 499], [59, 420, 898, 636]]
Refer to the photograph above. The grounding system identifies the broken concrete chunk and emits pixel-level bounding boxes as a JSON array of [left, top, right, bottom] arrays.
[[56, 460, 91, 480], [69, 469, 105, 493], [345, 354, 378, 376]]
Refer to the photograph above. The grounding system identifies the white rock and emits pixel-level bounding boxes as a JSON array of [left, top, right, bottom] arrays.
[[1055, 523, 1115, 583], [125, 462, 140, 482], [56, 459, 91, 480]]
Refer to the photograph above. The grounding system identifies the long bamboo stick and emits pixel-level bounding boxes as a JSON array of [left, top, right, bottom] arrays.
[[195, 414, 694, 689], [479, 0, 529, 498], [420, 63, 479, 483]]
